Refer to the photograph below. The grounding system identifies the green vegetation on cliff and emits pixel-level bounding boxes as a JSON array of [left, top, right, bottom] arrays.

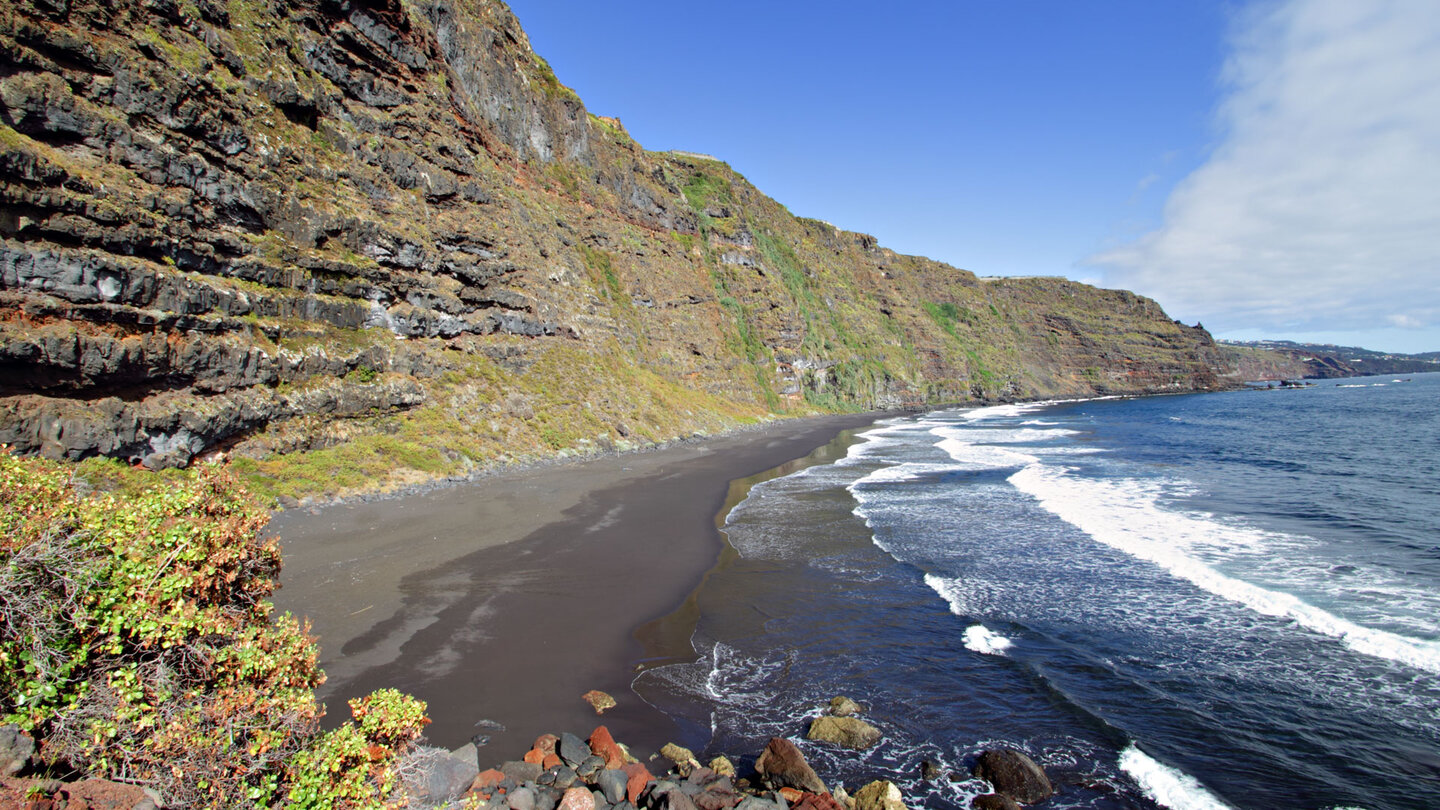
[[0, 0, 1235, 501]]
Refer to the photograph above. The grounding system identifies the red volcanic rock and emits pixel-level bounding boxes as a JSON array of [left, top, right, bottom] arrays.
[[533, 734, 560, 757], [793, 792, 847, 810], [524, 748, 545, 765], [754, 738, 826, 794], [589, 726, 626, 769], [543, 752, 563, 770], [622, 763, 654, 804], [472, 769, 506, 794]]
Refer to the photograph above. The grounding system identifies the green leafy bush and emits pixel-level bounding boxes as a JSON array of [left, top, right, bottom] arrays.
[[0, 452, 430, 807]]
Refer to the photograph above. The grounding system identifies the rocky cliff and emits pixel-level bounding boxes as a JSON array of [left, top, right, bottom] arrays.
[[1218, 340, 1439, 380], [0, 0, 1235, 499]]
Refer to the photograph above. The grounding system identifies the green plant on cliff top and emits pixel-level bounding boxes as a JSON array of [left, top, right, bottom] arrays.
[[681, 171, 731, 213], [0, 453, 430, 808]]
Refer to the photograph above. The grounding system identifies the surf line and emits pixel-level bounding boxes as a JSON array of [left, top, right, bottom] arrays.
[[1007, 463, 1440, 675]]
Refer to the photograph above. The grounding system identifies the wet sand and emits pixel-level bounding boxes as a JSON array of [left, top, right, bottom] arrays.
[[269, 412, 882, 757]]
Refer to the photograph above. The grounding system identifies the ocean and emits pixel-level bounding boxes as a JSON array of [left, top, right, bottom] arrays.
[[633, 373, 1440, 810]]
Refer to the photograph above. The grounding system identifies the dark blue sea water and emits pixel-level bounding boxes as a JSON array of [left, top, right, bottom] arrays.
[[634, 373, 1440, 810]]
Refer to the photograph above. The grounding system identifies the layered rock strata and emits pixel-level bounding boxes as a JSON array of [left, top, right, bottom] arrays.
[[1, 0, 1235, 497]]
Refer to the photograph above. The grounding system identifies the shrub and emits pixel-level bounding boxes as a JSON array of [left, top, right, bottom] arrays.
[[0, 451, 430, 807]]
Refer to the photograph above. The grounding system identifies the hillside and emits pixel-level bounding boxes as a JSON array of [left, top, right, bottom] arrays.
[[1218, 340, 1439, 380], [1, 0, 1235, 501]]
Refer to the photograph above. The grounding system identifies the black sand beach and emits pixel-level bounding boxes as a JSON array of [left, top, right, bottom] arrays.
[[270, 412, 882, 756]]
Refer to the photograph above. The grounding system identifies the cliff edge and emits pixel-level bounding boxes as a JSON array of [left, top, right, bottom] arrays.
[[1, 0, 1234, 499]]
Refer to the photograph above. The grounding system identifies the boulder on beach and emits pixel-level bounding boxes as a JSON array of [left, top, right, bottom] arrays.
[[561, 785, 598, 810], [411, 747, 481, 802], [502, 760, 544, 784], [827, 696, 863, 717], [806, 716, 881, 750], [560, 732, 593, 768], [791, 791, 847, 810], [622, 762, 654, 804], [660, 742, 701, 776], [655, 786, 701, 810], [589, 726, 628, 770], [535, 734, 561, 756], [0, 726, 35, 777], [709, 755, 737, 778], [473, 768, 507, 793], [597, 768, 629, 804], [509, 785, 539, 810], [854, 780, 906, 810], [754, 737, 826, 794], [972, 749, 1053, 804]]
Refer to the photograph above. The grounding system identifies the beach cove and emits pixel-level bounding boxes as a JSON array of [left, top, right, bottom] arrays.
[[270, 412, 885, 758]]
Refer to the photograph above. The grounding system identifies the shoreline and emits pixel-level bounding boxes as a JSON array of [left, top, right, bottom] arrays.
[[268, 410, 895, 513], [270, 410, 887, 756], [267, 382, 1252, 514]]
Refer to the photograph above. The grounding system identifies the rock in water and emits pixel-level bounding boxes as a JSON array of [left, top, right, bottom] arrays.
[[970, 795, 1021, 810], [827, 696, 863, 717], [583, 689, 618, 714], [806, 716, 882, 750], [754, 737, 826, 794], [853, 781, 906, 810], [972, 749, 1053, 804]]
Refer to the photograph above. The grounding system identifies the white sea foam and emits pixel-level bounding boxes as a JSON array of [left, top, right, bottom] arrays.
[[969, 426, 1081, 443], [851, 462, 962, 486], [962, 624, 1014, 656], [1119, 745, 1234, 810], [1008, 463, 1440, 674], [924, 573, 967, 615], [934, 437, 1037, 470], [961, 402, 1053, 421]]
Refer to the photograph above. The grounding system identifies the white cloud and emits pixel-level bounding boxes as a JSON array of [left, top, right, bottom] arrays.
[[1134, 173, 1161, 193], [1088, 0, 1440, 337]]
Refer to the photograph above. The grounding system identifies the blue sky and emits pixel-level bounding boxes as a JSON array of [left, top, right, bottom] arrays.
[[506, 1, 1439, 354]]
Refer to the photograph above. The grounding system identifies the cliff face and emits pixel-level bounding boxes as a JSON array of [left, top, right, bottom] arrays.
[[0, 0, 1234, 498], [1218, 341, 1439, 380]]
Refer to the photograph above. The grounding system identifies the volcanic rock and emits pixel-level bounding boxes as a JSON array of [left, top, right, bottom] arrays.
[[754, 738, 826, 795], [853, 781, 906, 810], [972, 749, 1052, 804], [970, 795, 1021, 810], [806, 716, 881, 750]]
